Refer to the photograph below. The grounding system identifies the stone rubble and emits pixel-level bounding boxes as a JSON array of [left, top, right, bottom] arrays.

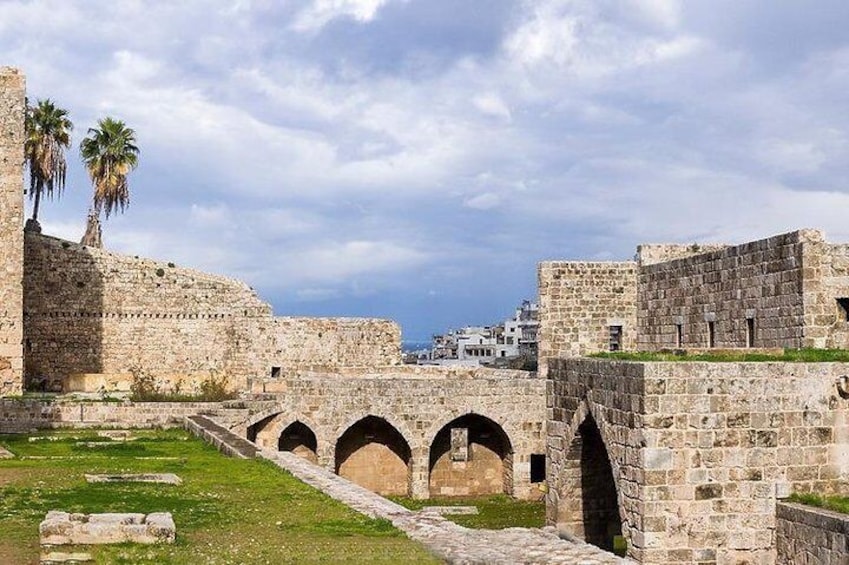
[[39, 511, 176, 545]]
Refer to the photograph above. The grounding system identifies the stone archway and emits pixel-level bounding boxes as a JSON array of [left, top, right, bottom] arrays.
[[334, 416, 411, 496], [428, 413, 513, 497], [558, 414, 622, 552], [278, 421, 318, 463]]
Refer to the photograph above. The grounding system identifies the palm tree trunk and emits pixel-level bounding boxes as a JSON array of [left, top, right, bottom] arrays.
[[80, 208, 103, 248], [32, 189, 41, 222], [24, 190, 42, 233]]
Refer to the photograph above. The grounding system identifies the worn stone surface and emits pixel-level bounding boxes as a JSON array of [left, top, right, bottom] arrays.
[[265, 448, 630, 564], [547, 358, 849, 564], [776, 502, 849, 565], [421, 506, 479, 515], [0, 445, 13, 458], [537, 262, 637, 375], [244, 370, 546, 500], [23, 233, 401, 392], [0, 398, 249, 433], [0, 67, 25, 396], [84, 473, 182, 485], [39, 511, 176, 545], [40, 552, 93, 564]]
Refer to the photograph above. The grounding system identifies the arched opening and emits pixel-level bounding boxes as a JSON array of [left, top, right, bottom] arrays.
[[558, 415, 622, 552], [246, 412, 277, 444], [278, 421, 318, 464], [334, 416, 411, 496], [428, 413, 513, 497]]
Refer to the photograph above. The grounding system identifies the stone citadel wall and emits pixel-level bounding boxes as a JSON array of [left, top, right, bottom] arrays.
[[244, 370, 545, 500], [547, 358, 849, 564], [537, 261, 637, 374], [0, 68, 24, 396], [24, 233, 400, 391], [637, 230, 817, 351]]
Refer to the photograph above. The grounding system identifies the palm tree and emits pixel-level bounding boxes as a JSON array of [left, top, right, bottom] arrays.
[[79, 117, 139, 247], [24, 99, 73, 232]]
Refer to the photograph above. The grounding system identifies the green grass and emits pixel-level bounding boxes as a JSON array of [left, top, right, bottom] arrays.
[[590, 348, 849, 362], [388, 494, 544, 529], [0, 429, 439, 564], [788, 492, 849, 514]]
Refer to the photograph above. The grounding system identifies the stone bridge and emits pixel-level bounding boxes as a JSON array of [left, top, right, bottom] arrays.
[[231, 367, 547, 500]]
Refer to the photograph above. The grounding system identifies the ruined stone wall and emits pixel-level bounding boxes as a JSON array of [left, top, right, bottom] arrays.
[[637, 230, 822, 351], [0, 68, 25, 396], [547, 358, 849, 564], [805, 243, 849, 349], [24, 234, 401, 391], [537, 262, 637, 375], [637, 243, 729, 266], [256, 317, 401, 377], [245, 370, 546, 500], [24, 233, 270, 391], [776, 502, 849, 565], [0, 398, 244, 432]]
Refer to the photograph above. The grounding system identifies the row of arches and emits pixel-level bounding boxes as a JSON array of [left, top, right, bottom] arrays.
[[249, 413, 514, 497]]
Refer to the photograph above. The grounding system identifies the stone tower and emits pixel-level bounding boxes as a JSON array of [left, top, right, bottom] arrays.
[[0, 67, 25, 395]]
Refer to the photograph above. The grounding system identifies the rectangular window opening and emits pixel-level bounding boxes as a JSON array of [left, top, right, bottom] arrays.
[[609, 325, 623, 352], [270, 366, 281, 379], [530, 453, 546, 483], [838, 298, 849, 322], [708, 321, 716, 348], [746, 318, 755, 348], [675, 324, 683, 348]]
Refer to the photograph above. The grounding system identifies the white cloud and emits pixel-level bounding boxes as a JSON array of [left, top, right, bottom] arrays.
[[473, 92, 511, 121], [464, 192, 502, 211], [291, 0, 394, 32]]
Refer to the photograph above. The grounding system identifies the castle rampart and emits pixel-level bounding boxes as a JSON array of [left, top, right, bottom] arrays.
[[0, 67, 24, 396], [24, 232, 401, 391], [547, 357, 849, 564]]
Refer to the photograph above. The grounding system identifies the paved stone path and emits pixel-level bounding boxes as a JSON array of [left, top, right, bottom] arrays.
[[186, 415, 630, 564], [267, 450, 630, 565]]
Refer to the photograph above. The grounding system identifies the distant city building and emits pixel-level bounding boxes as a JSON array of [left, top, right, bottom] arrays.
[[425, 300, 539, 367]]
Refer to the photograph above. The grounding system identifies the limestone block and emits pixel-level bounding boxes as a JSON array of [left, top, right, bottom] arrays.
[[84, 473, 182, 485], [39, 511, 176, 545]]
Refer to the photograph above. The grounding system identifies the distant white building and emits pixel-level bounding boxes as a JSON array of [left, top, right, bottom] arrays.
[[427, 300, 539, 366]]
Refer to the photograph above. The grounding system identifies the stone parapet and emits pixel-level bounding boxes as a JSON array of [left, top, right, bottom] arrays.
[[776, 502, 849, 564]]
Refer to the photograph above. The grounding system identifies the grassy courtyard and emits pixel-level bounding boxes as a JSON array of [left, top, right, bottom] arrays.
[[592, 348, 849, 362], [0, 429, 440, 564], [389, 495, 545, 529]]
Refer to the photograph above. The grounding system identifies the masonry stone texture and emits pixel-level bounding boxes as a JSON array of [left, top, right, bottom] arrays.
[[0, 67, 24, 396], [23, 233, 400, 392]]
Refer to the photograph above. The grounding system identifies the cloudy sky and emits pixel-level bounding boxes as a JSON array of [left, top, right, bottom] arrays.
[[3, 1, 849, 340]]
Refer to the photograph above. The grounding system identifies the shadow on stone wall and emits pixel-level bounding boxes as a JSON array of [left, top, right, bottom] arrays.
[[23, 234, 104, 391]]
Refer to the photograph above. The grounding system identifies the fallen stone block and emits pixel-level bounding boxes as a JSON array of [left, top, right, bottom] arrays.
[[39, 511, 176, 545], [84, 473, 182, 485], [0, 446, 14, 459], [40, 551, 93, 564], [421, 506, 479, 515], [97, 430, 135, 441]]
